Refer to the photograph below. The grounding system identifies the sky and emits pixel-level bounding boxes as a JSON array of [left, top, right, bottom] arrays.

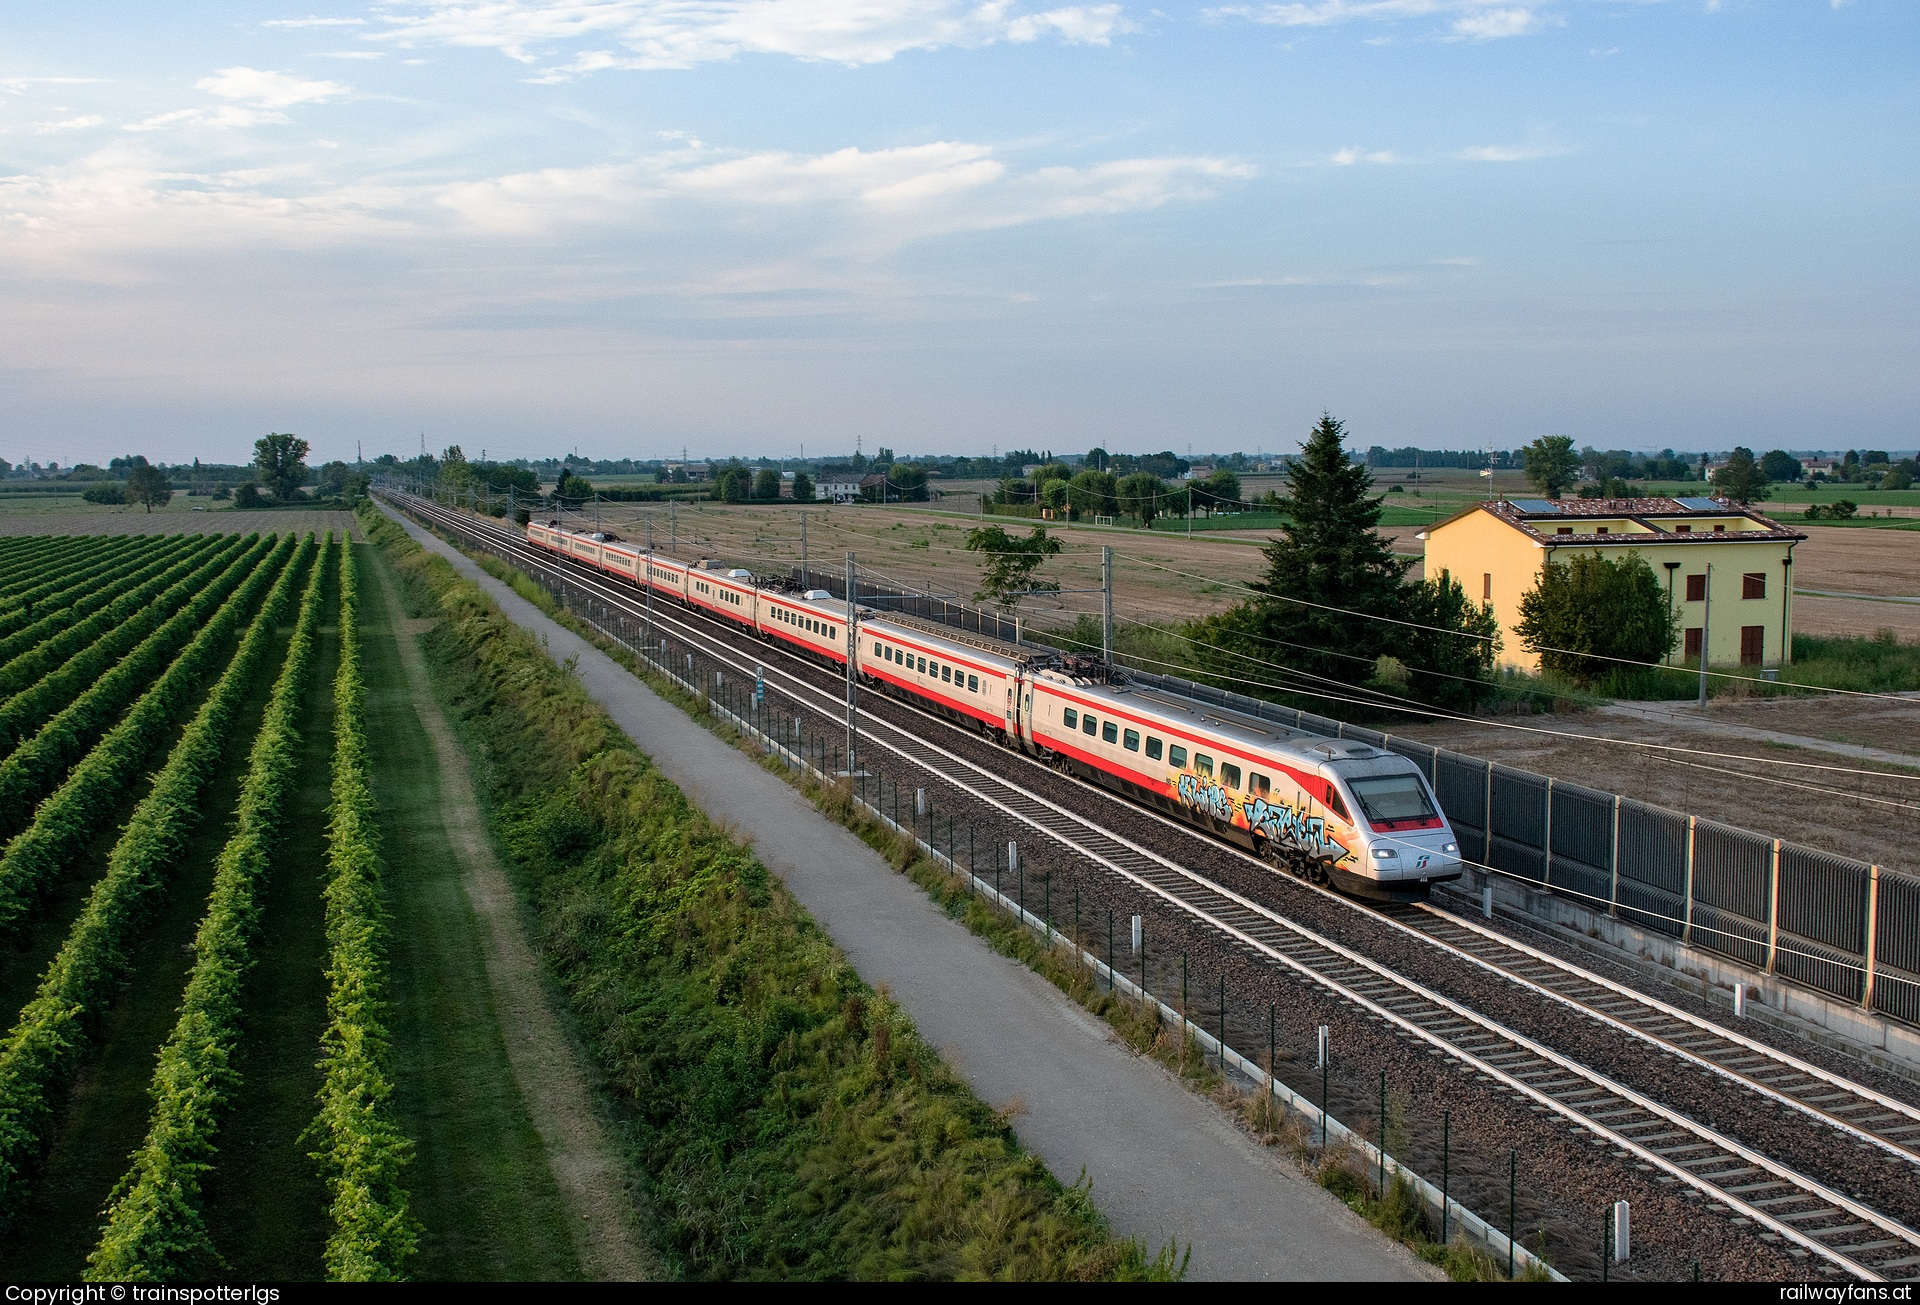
[[1, 1, 1914, 469]]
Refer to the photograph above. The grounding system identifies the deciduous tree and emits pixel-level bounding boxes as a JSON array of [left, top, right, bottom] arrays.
[[1522, 435, 1579, 499], [253, 433, 309, 503], [1712, 446, 1771, 504], [125, 462, 172, 513], [1514, 550, 1677, 685], [965, 525, 1061, 607]]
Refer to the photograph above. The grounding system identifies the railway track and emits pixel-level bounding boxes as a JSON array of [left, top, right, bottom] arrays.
[[392, 493, 1920, 1280]]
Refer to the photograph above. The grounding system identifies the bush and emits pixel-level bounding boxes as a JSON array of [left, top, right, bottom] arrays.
[[1514, 550, 1676, 686], [81, 483, 127, 505], [1803, 499, 1857, 521], [233, 482, 264, 508]]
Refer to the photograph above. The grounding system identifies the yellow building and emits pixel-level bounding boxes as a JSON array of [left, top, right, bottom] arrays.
[[1419, 496, 1807, 672]]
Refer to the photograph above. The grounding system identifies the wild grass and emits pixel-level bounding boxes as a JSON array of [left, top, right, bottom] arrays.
[[367, 504, 1177, 1281]]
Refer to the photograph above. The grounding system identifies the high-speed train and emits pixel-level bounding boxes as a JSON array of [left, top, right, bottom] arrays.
[[527, 518, 1462, 901]]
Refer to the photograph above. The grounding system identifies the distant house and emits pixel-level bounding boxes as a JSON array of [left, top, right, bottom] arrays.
[[1182, 465, 1215, 482], [817, 477, 862, 502], [665, 462, 711, 482], [1419, 497, 1808, 671]]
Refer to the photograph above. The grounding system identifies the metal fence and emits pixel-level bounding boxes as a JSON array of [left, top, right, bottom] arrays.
[[1118, 668, 1920, 1029], [441, 494, 1920, 1030]]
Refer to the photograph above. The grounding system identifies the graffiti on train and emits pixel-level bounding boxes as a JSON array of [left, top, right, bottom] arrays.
[[1175, 772, 1235, 821], [1243, 796, 1351, 863]]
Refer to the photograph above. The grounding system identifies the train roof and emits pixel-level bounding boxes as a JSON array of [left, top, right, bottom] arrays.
[[862, 608, 1052, 667], [1066, 680, 1417, 775]]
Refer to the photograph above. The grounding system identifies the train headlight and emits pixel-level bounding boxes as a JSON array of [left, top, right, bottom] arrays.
[[1372, 847, 1397, 860], [1443, 842, 1458, 854]]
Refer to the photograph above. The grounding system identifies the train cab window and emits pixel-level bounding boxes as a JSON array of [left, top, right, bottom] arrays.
[[1169, 744, 1186, 767], [1123, 729, 1140, 752], [1323, 783, 1351, 821], [1081, 714, 1097, 736], [1221, 763, 1241, 790], [1195, 754, 1214, 778], [1250, 772, 1272, 798], [1102, 721, 1118, 744], [967, 674, 979, 692], [1063, 708, 1078, 729], [1146, 737, 1163, 761]]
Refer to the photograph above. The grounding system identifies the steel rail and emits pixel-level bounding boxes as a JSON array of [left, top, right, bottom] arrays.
[[420, 495, 1920, 1164], [397, 495, 1920, 1279]]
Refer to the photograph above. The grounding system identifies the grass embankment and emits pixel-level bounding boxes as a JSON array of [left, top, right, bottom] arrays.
[[364, 505, 1177, 1281]]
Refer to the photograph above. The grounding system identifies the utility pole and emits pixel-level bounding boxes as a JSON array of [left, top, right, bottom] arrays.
[[800, 512, 809, 588], [645, 519, 656, 652], [1102, 545, 1114, 667], [670, 501, 678, 553], [1697, 562, 1713, 707], [845, 552, 860, 775]]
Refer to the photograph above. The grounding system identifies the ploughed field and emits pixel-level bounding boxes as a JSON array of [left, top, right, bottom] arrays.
[[0, 531, 412, 1280]]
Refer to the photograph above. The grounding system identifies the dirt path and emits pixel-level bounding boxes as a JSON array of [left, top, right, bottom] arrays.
[[369, 557, 652, 1281]]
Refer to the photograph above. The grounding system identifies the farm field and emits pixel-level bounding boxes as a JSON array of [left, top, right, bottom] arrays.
[[554, 495, 1920, 643], [0, 522, 1158, 1281]]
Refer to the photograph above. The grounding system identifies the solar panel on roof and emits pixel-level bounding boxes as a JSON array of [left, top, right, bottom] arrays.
[[1511, 499, 1563, 514], [1675, 496, 1722, 511]]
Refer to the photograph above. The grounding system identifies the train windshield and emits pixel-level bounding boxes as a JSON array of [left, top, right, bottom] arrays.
[[1347, 775, 1438, 824]]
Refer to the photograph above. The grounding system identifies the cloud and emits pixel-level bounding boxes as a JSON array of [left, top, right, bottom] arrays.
[[34, 116, 104, 134], [1453, 143, 1566, 161], [1451, 6, 1536, 38], [1213, 0, 1545, 39], [262, 16, 369, 26], [0, 137, 1249, 268], [437, 141, 1251, 239], [1326, 146, 1397, 165], [123, 106, 295, 132], [1, 77, 107, 95], [374, 0, 1135, 76], [194, 66, 350, 107]]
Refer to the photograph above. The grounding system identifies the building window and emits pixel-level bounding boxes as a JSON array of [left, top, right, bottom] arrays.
[[1713, 524, 1727, 533], [1743, 572, 1766, 599], [1675, 524, 1692, 534], [1556, 527, 1573, 536], [1482, 572, 1492, 601], [1596, 526, 1609, 535], [1684, 627, 1703, 660], [1685, 574, 1707, 602], [1741, 625, 1764, 665]]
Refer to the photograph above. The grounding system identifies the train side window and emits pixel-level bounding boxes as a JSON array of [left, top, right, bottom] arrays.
[[918, 657, 928, 674], [1169, 744, 1187, 767], [1146, 737, 1162, 760], [967, 674, 979, 692], [1063, 708, 1078, 729], [1195, 754, 1214, 777], [1323, 783, 1350, 821], [1251, 772, 1271, 797], [1221, 763, 1241, 789], [1102, 721, 1118, 744], [1123, 728, 1140, 752], [1082, 714, 1097, 736], [942, 666, 952, 683], [830, 627, 838, 640]]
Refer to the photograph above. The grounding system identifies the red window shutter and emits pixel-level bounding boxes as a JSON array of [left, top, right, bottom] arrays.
[[1743, 572, 1766, 599], [1684, 628, 1703, 660], [1685, 574, 1707, 602], [1741, 626, 1764, 665]]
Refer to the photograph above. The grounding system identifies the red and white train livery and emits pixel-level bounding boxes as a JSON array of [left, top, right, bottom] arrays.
[[526, 519, 1461, 900]]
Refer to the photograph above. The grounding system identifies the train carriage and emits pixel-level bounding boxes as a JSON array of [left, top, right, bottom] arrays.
[[757, 587, 850, 664], [524, 516, 1458, 901], [861, 616, 1021, 737]]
